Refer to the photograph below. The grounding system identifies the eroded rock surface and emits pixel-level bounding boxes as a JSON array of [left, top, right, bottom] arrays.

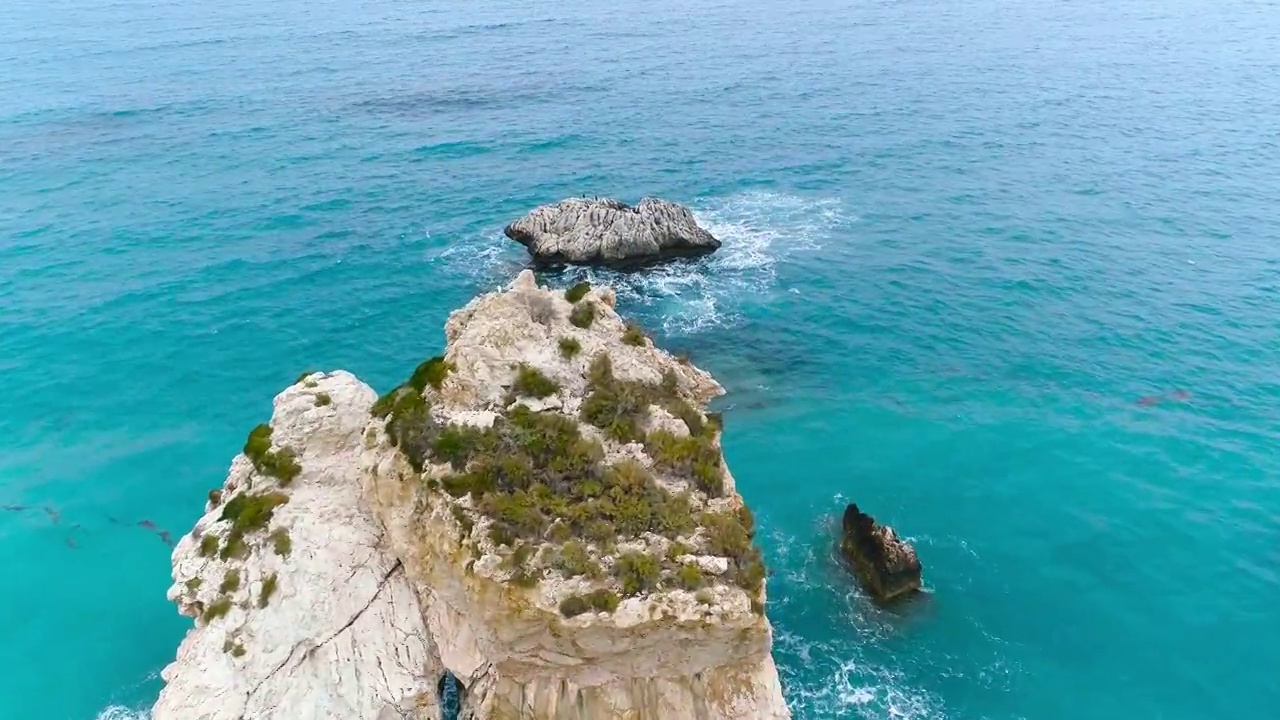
[[154, 271, 789, 720], [153, 372, 442, 720], [504, 197, 721, 266], [840, 502, 922, 602]]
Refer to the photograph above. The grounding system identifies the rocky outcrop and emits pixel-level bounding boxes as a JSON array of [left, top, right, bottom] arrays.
[[504, 197, 721, 266], [154, 271, 789, 719], [840, 503, 922, 603], [153, 372, 442, 720]]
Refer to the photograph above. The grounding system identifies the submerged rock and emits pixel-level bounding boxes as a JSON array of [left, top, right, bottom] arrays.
[[153, 270, 789, 720], [504, 197, 721, 266], [840, 503, 922, 602]]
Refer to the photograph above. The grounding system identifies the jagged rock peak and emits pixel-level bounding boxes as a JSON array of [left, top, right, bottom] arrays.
[[504, 197, 721, 266], [840, 502, 923, 603]]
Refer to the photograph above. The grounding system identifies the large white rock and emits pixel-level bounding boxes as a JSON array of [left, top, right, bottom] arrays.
[[504, 197, 721, 266], [367, 270, 790, 719], [153, 372, 442, 720], [153, 272, 790, 720]]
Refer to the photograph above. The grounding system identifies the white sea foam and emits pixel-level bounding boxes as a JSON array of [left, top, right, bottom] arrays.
[[775, 630, 947, 720], [436, 191, 853, 336], [95, 706, 150, 720], [769, 516, 948, 720]]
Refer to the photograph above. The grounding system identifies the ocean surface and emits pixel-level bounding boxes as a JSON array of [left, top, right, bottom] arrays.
[[3, 0, 1279, 718]]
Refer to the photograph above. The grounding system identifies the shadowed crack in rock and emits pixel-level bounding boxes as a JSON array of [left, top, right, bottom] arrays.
[[307, 560, 404, 658], [244, 561, 405, 705]]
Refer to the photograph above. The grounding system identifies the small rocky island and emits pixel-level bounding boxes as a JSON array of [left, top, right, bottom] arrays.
[[840, 503, 923, 603], [504, 197, 721, 266], [153, 271, 789, 719]]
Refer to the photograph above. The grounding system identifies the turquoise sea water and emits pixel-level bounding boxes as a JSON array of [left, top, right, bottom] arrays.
[[3, 0, 1280, 717]]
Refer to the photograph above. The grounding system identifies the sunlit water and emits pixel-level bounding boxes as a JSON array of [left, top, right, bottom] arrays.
[[3, 0, 1279, 718]]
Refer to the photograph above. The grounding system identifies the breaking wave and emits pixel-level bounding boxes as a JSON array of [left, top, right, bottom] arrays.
[[435, 191, 854, 336], [94, 706, 150, 720]]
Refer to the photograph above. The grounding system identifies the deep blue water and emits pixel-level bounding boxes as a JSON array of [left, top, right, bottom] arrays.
[[3, 0, 1280, 718]]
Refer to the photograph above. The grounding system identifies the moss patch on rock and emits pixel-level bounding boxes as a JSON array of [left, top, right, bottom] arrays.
[[569, 301, 596, 329], [219, 569, 241, 594], [202, 597, 232, 623], [557, 336, 582, 359], [270, 528, 292, 557], [199, 534, 219, 558], [564, 281, 592, 303], [219, 491, 289, 560], [259, 572, 279, 608], [242, 424, 301, 485]]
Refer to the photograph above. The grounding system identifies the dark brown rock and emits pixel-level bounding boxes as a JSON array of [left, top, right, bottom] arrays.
[[840, 503, 922, 602]]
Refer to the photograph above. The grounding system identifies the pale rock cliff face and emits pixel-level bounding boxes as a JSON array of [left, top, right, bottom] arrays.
[[154, 271, 790, 720], [504, 197, 721, 266], [365, 271, 788, 719], [153, 372, 442, 720]]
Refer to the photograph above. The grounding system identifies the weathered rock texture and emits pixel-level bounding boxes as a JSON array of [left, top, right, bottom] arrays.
[[154, 271, 789, 720], [840, 503, 922, 602], [153, 372, 442, 720], [504, 197, 721, 266]]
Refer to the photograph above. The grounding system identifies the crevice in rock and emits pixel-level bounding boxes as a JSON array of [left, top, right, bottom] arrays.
[[243, 560, 405, 706], [438, 672, 463, 720], [307, 560, 404, 658]]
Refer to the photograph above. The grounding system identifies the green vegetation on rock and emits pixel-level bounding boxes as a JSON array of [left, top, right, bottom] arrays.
[[379, 388, 433, 471], [551, 540, 602, 579], [676, 563, 706, 590], [242, 424, 301, 485], [564, 281, 592, 303], [569, 302, 596, 329], [559, 588, 620, 618], [203, 597, 232, 623], [314, 392, 332, 407], [614, 551, 661, 595], [701, 508, 766, 594], [259, 572, 278, 608], [645, 429, 724, 497], [199, 535, 219, 558], [579, 354, 653, 443], [408, 356, 454, 392], [270, 528, 291, 557], [219, 569, 241, 594], [511, 363, 559, 399], [433, 410, 694, 552], [372, 309, 768, 609], [219, 491, 289, 560], [621, 323, 647, 346], [558, 336, 582, 359]]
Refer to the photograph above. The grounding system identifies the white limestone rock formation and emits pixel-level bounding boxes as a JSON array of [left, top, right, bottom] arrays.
[[152, 372, 442, 720], [364, 270, 788, 719], [504, 197, 721, 266], [153, 270, 790, 720]]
